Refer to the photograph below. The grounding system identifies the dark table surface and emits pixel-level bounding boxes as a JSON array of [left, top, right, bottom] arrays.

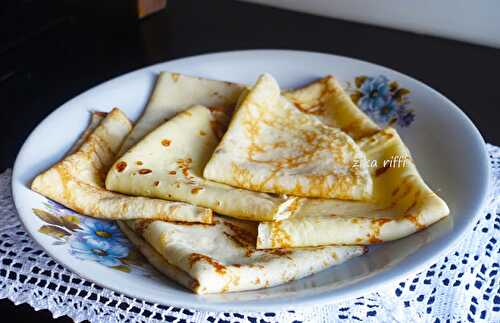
[[2, 0, 500, 321]]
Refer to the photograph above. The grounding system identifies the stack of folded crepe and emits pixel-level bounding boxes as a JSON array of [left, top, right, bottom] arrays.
[[32, 71, 449, 294]]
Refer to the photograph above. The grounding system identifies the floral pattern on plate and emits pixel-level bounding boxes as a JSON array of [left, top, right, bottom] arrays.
[[33, 199, 152, 275], [348, 75, 415, 127]]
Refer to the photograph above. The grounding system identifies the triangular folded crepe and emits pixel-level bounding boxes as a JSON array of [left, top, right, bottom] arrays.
[[203, 73, 373, 200], [257, 128, 450, 248], [283, 75, 380, 139], [118, 72, 245, 155], [106, 105, 294, 221], [32, 108, 212, 223], [123, 216, 366, 294]]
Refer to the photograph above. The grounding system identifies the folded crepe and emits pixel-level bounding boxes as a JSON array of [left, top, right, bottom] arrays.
[[283, 75, 380, 139], [203, 73, 373, 200], [118, 72, 245, 155], [32, 108, 212, 223], [257, 128, 450, 248], [122, 216, 366, 294], [106, 105, 295, 221]]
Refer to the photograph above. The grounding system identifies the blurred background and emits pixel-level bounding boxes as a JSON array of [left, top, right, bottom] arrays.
[[1, 0, 499, 321]]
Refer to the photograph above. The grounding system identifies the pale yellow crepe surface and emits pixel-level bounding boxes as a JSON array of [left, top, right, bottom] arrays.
[[106, 106, 292, 221], [284, 75, 380, 139], [257, 128, 450, 248], [203, 74, 373, 200], [32, 108, 212, 223], [118, 72, 245, 155], [126, 216, 365, 294]]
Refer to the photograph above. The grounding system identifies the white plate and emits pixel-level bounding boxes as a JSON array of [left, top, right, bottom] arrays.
[[12, 50, 490, 312]]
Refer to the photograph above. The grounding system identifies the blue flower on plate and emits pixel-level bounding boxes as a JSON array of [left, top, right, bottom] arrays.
[[371, 99, 398, 125], [75, 218, 129, 250], [358, 75, 391, 112], [396, 105, 416, 127], [69, 238, 128, 267]]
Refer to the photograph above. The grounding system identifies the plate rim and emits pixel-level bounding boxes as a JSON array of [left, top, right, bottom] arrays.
[[11, 49, 492, 312]]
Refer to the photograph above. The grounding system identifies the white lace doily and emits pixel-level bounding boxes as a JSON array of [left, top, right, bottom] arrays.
[[1, 144, 499, 323]]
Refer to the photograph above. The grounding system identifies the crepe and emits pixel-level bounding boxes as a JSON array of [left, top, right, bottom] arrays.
[[283, 75, 380, 139], [257, 128, 450, 248], [31, 108, 212, 223], [203, 73, 373, 200], [106, 105, 295, 221], [118, 72, 245, 155], [124, 215, 366, 294]]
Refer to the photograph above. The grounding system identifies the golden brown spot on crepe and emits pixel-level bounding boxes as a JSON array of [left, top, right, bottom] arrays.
[[351, 218, 359, 224], [405, 212, 426, 230], [270, 221, 292, 248], [199, 130, 207, 136], [392, 187, 400, 196], [381, 130, 394, 140], [153, 181, 160, 186], [169, 171, 176, 175], [169, 220, 215, 226], [272, 141, 287, 149], [368, 235, 384, 244], [189, 253, 227, 274], [135, 161, 143, 166], [331, 252, 338, 260], [176, 158, 192, 177], [135, 220, 154, 236], [223, 232, 254, 257], [355, 237, 363, 243], [255, 277, 261, 284], [115, 161, 127, 172], [138, 169, 152, 175], [304, 131, 317, 144], [183, 111, 192, 117], [266, 249, 292, 257], [222, 221, 257, 247], [161, 139, 171, 147], [191, 187, 203, 194], [171, 73, 180, 82], [375, 164, 391, 177], [373, 218, 391, 226]]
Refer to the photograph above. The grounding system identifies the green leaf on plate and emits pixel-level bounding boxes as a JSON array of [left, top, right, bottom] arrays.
[[390, 81, 399, 91], [38, 225, 71, 239], [112, 265, 131, 273], [354, 76, 367, 88], [33, 209, 64, 226], [394, 88, 411, 101], [62, 215, 81, 231], [351, 91, 361, 104]]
